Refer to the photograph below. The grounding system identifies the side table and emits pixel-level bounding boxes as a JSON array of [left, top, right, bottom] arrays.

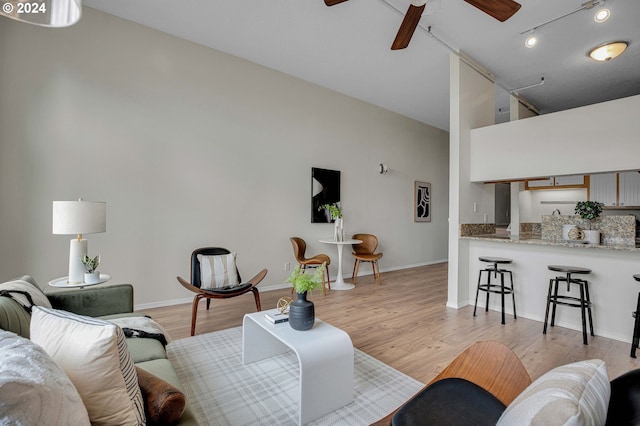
[[48, 273, 111, 289], [319, 238, 362, 290]]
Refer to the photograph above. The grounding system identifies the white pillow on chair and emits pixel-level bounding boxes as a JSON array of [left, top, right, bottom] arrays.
[[197, 253, 240, 290]]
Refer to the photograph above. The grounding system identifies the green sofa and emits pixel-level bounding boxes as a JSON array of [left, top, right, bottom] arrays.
[[0, 275, 198, 426]]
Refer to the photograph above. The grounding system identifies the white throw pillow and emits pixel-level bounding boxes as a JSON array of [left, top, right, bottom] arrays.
[[197, 252, 240, 289], [0, 330, 90, 426], [30, 307, 146, 426], [497, 359, 610, 426]]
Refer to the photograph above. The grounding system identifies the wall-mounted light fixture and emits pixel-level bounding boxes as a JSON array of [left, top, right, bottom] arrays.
[[588, 41, 628, 61], [379, 164, 389, 175]]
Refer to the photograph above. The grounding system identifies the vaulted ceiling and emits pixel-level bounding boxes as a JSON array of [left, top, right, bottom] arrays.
[[85, 0, 640, 131]]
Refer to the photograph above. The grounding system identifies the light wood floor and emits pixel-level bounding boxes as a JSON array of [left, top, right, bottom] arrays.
[[145, 263, 640, 383]]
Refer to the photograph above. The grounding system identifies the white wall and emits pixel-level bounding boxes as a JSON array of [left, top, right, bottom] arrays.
[[0, 9, 450, 306], [447, 54, 495, 309], [519, 189, 588, 222], [470, 94, 640, 182]]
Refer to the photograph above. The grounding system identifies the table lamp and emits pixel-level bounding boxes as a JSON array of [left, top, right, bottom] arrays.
[[53, 199, 106, 283]]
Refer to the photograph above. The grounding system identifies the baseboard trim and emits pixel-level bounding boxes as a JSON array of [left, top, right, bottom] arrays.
[[134, 260, 448, 311]]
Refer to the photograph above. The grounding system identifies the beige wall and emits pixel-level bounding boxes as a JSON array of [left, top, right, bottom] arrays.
[[470, 94, 640, 182], [0, 9, 449, 306]]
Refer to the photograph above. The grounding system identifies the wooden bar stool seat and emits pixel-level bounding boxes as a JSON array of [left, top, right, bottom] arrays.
[[631, 274, 640, 358], [473, 257, 516, 325], [543, 265, 593, 345]]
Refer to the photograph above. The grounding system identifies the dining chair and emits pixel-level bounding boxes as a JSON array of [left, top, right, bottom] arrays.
[[351, 233, 383, 285], [290, 237, 331, 295]]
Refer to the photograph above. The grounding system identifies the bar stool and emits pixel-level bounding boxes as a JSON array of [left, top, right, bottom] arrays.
[[543, 265, 593, 345], [630, 274, 640, 358], [473, 257, 516, 325]]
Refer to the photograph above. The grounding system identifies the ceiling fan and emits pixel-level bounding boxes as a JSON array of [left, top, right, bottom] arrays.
[[324, 0, 521, 50]]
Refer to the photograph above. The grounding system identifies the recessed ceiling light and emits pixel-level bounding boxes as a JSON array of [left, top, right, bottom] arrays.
[[594, 7, 610, 23], [588, 41, 628, 61], [525, 34, 537, 48]]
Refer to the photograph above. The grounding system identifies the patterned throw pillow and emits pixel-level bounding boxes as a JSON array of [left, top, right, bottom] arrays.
[[497, 359, 610, 426], [30, 307, 146, 426], [197, 253, 240, 290], [0, 330, 90, 426]]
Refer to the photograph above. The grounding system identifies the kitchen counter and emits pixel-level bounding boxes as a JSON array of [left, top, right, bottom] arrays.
[[461, 233, 640, 252]]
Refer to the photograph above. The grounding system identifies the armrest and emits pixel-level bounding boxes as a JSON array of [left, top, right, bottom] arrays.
[[46, 284, 134, 317]]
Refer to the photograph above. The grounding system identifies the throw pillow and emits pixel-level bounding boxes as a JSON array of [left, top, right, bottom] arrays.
[[497, 359, 610, 426], [30, 307, 146, 426], [136, 366, 186, 425], [0, 330, 90, 426], [0, 275, 52, 310], [197, 253, 240, 289]]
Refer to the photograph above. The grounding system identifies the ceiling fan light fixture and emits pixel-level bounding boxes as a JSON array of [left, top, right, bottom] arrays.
[[594, 7, 610, 23], [588, 41, 628, 61]]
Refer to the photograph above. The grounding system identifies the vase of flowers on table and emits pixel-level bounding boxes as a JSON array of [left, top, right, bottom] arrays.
[[319, 203, 343, 241], [285, 263, 325, 331]]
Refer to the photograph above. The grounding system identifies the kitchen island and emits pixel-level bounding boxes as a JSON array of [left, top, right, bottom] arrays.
[[461, 233, 640, 344]]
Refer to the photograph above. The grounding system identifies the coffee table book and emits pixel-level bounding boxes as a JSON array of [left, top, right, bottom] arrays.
[[264, 310, 289, 324]]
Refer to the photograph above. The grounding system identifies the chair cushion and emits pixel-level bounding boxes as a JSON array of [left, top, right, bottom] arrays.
[[197, 253, 240, 289], [392, 378, 506, 426], [0, 330, 90, 426], [497, 359, 610, 426], [605, 368, 640, 425], [30, 307, 146, 425]]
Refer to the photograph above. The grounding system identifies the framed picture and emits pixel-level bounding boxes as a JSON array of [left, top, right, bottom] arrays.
[[311, 167, 341, 223], [414, 181, 431, 222]]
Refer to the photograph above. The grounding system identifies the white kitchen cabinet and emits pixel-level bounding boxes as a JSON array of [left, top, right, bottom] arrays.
[[619, 171, 640, 207], [525, 175, 586, 190], [553, 175, 585, 186], [589, 173, 618, 206]]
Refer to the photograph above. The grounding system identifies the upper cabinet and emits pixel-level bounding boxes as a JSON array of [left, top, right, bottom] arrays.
[[525, 175, 587, 190], [589, 171, 640, 207], [619, 171, 640, 207]]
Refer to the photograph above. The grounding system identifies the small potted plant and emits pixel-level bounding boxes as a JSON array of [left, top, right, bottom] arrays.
[[285, 263, 325, 331], [575, 201, 604, 244], [81, 254, 101, 284], [319, 203, 343, 241]]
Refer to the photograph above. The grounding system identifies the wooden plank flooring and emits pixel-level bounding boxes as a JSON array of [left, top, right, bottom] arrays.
[[145, 263, 640, 383]]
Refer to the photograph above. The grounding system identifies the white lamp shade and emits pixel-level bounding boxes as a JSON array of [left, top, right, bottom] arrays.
[[0, 0, 81, 28], [52, 200, 106, 235]]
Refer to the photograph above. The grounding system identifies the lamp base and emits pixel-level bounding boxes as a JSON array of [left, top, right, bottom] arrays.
[[68, 239, 87, 283]]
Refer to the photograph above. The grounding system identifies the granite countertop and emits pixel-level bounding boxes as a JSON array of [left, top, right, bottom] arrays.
[[461, 233, 640, 252]]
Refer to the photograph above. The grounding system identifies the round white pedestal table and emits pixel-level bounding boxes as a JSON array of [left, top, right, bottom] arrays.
[[319, 238, 362, 290]]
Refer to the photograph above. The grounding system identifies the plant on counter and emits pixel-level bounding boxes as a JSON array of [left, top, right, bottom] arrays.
[[575, 201, 604, 229]]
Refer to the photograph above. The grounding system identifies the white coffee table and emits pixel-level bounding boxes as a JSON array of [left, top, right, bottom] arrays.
[[242, 310, 354, 425]]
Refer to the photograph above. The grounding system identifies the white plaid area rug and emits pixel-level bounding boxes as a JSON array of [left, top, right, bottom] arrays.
[[167, 326, 424, 425]]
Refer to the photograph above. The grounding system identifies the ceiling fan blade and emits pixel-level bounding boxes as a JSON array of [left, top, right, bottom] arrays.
[[464, 0, 521, 22], [324, 0, 349, 5], [391, 4, 426, 50]]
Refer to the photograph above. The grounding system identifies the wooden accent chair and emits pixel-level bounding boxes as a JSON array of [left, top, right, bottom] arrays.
[[371, 341, 532, 425], [351, 233, 383, 285], [290, 237, 331, 296], [177, 247, 266, 336]]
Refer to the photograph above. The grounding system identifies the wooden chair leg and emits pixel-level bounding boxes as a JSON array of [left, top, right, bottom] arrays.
[[375, 261, 381, 285], [191, 294, 203, 336], [353, 259, 360, 285], [325, 264, 331, 289], [251, 288, 261, 311], [322, 268, 327, 296]]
